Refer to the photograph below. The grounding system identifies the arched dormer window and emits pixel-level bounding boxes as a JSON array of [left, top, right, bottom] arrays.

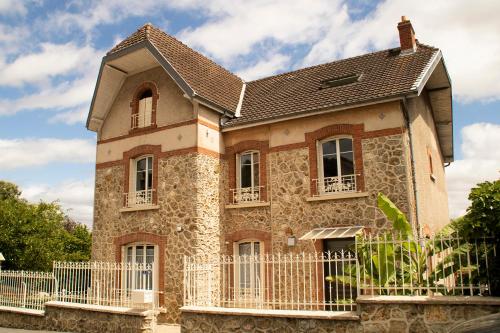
[[130, 82, 158, 130], [317, 137, 356, 194]]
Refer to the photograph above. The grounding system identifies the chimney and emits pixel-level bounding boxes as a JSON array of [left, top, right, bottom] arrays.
[[397, 16, 417, 53]]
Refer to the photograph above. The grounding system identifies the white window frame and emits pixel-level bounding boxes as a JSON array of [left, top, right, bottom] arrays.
[[234, 240, 264, 304], [132, 155, 154, 193], [236, 151, 260, 189], [316, 136, 355, 195], [122, 243, 158, 291]]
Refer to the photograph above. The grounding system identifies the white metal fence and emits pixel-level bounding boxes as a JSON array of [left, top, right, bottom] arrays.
[[184, 233, 496, 312], [53, 261, 160, 309], [357, 233, 495, 296], [184, 251, 358, 312], [229, 186, 265, 204], [123, 189, 155, 208], [0, 270, 55, 310]]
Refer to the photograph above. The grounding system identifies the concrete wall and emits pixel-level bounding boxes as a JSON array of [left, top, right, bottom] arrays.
[[407, 94, 450, 233], [0, 302, 157, 333], [180, 296, 500, 333]]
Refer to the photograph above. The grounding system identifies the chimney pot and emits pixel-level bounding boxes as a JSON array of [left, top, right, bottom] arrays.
[[398, 16, 417, 53]]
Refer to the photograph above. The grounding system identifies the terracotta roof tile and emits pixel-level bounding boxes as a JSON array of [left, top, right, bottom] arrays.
[[108, 23, 244, 113], [224, 44, 439, 127]]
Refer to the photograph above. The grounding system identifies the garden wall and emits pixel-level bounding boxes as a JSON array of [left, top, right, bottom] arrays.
[[181, 296, 500, 333], [0, 301, 157, 333]]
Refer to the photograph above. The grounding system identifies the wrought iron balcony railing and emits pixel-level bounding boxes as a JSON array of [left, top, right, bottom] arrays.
[[229, 186, 264, 204], [131, 112, 154, 129], [123, 189, 155, 208], [312, 174, 357, 196]]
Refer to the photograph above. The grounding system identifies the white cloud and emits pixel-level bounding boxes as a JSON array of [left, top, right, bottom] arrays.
[[21, 179, 94, 227], [0, 43, 100, 87], [0, 0, 27, 16], [176, 0, 343, 63], [446, 123, 500, 218], [0, 138, 95, 170], [0, 74, 96, 116], [49, 107, 88, 125], [237, 53, 291, 81]]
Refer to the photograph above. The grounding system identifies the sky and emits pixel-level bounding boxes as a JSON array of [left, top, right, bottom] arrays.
[[0, 0, 498, 228]]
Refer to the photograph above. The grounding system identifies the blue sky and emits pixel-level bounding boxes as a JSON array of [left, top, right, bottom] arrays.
[[0, 0, 499, 226]]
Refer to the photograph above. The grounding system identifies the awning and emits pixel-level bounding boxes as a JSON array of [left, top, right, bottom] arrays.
[[299, 226, 364, 240]]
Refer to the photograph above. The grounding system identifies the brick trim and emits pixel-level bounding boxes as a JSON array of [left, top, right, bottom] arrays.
[[225, 140, 269, 202], [113, 232, 166, 306], [129, 81, 159, 133], [96, 146, 221, 170], [123, 145, 161, 205], [362, 127, 404, 139], [268, 142, 308, 153], [198, 118, 220, 131], [225, 229, 272, 255], [305, 124, 365, 194]]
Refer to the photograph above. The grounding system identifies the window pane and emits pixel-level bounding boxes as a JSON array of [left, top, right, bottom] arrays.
[[339, 138, 352, 152], [126, 247, 133, 263], [340, 152, 354, 175], [136, 158, 146, 171], [322, 141, 336, 155], [147, 168, 153, 190], [253, 163, 259, 187], [136, 246, 144, 264], [241, 164, 252, 188], [253, 242, 260, 255], [136, 170, 146, 191], [323, 155, 338, 178], [240, 154, 252, 165], [147, 157, 153, 171], [252, 152, 259, 164], [239, 242, 251, 256]]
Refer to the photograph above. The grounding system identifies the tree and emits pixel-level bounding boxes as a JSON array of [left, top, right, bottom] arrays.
[[451, 180, 500, 295], [0, 180, 92, 271]]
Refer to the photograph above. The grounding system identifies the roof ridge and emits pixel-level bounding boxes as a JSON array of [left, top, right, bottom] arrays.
[[247, 42, 438, 84]]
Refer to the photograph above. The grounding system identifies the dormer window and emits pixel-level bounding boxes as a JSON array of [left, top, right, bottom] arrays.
[[130, 82, 158, 130]]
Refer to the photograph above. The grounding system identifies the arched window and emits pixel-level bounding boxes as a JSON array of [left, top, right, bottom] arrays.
[[234, 151, 260, 203], [317, 137, 355, 194], [124, 155, 154, 207], [133, 89, 153, 128]]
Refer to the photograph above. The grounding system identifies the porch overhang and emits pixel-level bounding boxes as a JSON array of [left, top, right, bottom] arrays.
[[299, 226, 364, 240]]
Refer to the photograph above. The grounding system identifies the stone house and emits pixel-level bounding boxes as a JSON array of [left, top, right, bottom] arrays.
[[86, 17, 453, 323]]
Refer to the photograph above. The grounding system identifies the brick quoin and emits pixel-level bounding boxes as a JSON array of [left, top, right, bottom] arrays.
[[113, 232, 166, 306], [225, 140, 269, 202], [129, 81, 159, 132]]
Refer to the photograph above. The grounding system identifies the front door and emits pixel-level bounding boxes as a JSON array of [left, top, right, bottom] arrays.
[[125, 244, 156, 290], [323, 238, 356, 310]]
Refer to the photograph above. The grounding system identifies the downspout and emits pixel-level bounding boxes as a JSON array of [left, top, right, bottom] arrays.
[[401, 97, 421, 238]]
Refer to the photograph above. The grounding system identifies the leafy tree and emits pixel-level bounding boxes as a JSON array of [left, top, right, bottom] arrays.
[[0, 180, 92, 271]]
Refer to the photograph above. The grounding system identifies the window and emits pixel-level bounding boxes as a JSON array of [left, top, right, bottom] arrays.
[[124, 156, 154, 207], [233, 151, 261, 203], [124, 244, 156, 290], [317, 137, 356, 194], [133, 89, 153, 128], [235, 241, 263, 301]]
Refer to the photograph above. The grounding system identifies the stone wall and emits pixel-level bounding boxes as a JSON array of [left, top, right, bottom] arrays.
[[222, 133, 412, 254], [180, 296, 500, 333], [92, 152, 223, 323], [0, 302, 156, 333]]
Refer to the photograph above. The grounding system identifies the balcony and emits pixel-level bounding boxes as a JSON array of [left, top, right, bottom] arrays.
[[122, 190, 157, 211], [227, 186, 269, 209], [312, 175, 357, 196], [131, 112, 154, 129]]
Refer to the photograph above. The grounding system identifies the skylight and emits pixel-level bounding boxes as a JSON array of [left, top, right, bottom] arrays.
[[320, 74, 361, 89]]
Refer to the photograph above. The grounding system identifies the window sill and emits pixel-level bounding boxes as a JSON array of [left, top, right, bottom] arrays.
[[120, 205, 160, 213], [306, 192, 369, 202], [225, 202, 270, 209]]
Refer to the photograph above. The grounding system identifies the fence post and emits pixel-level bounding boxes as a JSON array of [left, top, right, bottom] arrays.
[[355, 236, 361, 300], [21, 281, 27, 308]]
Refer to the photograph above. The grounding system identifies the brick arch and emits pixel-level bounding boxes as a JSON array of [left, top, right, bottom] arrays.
[[123, 144, 161, 205], [225, 229, 272, 254], [305, 124, 365, 194], [113, 232, 166, 305], [225, 140, 269, 201], [130, 81, 159, 131]]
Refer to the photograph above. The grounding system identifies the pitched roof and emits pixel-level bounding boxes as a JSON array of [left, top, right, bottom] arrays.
[[108, 23, 243, 113], [223, 43, 439, 128]]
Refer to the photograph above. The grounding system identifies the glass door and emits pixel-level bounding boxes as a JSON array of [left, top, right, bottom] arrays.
[[236, 241, 263, 304]]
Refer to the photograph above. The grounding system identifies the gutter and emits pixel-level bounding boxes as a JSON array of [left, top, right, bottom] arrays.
[[401, 97, 421, 238]]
